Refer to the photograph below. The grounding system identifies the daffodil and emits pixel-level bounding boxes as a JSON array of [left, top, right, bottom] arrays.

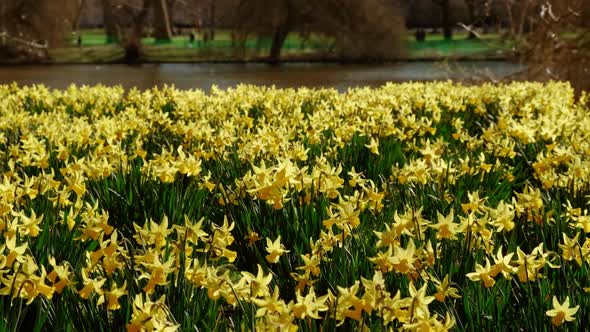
[[240, 264, 273, 298], [466, 258, 496, 288], [3, 235, 28, 266], [296, 253, 321, 277], [360, 271, 389, 312], [14, 210, 44, 238], [207, 216, 237, 262], [431, 209, 463, 240], [139, 254, 175, 294], [369, 245, 395, 273], [408, 281, 435, 319], [546, 296, 579, 327], [126, 294, 179, 332], [392, 238, 417, 275], [433, 275, 461, 302], [134, 215, 173, 248], [98, 281, 127, 311], [365, 137, 379, 155], [244, 230, 260, 246], [78, 268, 106, 300], [559, 233, 583, 266], [488, 200, 515, 232], [373, 223, 399, 249], [251, 285, 285, 318], [334, 282, 366, 325], [47, 256, 73, 294], [292, 287, 329, 319], [490, 246, 517, 279], [265, 235, 290, 264]]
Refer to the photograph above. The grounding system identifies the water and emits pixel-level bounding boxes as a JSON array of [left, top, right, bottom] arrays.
[[0, 61, 524, 91]]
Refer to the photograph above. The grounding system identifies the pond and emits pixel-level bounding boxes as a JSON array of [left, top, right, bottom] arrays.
[[0, 61, 524, 91]]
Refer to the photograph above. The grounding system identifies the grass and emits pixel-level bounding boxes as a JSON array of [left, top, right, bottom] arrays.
[[407, 36, 506, 59], [47, 44, 125, 63], [44, 29, 507, 63]]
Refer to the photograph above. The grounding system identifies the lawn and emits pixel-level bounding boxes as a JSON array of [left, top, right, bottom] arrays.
[[48, 29, 507, 63], [0, 82, 589, 331]]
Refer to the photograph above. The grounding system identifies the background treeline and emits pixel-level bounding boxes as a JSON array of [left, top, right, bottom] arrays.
[[0, 0, 589, 91]]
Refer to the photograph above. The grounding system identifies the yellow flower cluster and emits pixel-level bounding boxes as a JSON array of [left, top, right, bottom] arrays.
[[0, 82, 588, 330]]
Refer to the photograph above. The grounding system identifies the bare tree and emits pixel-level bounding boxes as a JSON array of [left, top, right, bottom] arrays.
[[99, 0, 179, 61], [502, 0, 590, 94], [72, 0, 87, 30], [102, 0, 119, 41], [152, 0, 174, 40], [101, 0, 174, 43], [232, 0, 289, 60], [98, 0, 152, 61], [233, 0, 406, 62], [433, 0, 453, 39], [0, 0, 81, 60], [463, 0, 486, 37]]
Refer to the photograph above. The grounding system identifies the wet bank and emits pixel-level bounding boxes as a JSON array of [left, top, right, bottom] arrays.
[[0, 61, 524, 91]]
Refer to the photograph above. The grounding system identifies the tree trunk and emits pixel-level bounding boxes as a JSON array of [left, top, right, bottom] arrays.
[[269, 24, 289, 62], [36, 0, 78, 47], [441, 0, 452, 40], [465, 0, 477, 39], [72, 0, 85, 30], [208, 0, 215, 41], [153, 0, 173, 41], [268, 0, 295, 63], [102, 0, 118, 42], [124, 0, 152, 63]]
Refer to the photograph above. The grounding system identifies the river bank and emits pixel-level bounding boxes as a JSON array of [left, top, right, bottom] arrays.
[[0, 31, 509, 65], [0, 61, 524, 91]]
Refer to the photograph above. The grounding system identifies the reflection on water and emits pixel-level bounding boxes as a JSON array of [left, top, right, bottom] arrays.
[[0, 62, 524, 91]]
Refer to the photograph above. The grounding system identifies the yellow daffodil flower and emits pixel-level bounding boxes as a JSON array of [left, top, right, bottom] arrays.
[[546, 296, 579, 327]]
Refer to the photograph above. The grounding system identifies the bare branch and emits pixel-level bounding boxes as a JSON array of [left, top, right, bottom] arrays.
[[0, 31, 48, 49]]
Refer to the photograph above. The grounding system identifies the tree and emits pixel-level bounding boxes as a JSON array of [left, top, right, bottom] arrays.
[[463, 0, 481, 37], [234, 0, 406, 62], [102, 0, 119, 41], [315, 0, 407, 59], [99, 0, 152, 61], [102, 0, 175, 43], [433, 0, 453, 39], [502, 0, 590, 94], [404, 0, 470, 38], [152, 0, 174, 40], [267, 1, 296, 61], [72, 0, 87, 30], [233, 0, 290, 61], [0, 0, 81, 47], [99, 0, 176, 61], [207, 0, 216, 41], [0, 0, 82, 60]]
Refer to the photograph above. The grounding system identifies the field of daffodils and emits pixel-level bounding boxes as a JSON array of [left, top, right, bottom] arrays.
[[0, 82, 589, 331]]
